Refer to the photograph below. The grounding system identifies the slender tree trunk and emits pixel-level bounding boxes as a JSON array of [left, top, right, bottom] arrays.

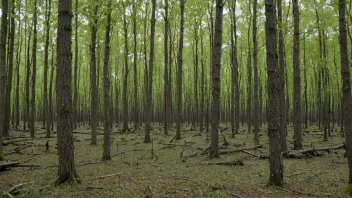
[[200, 29, 205, 134], [90, 2, 98, 145], [266, 0, 283, 186], [144, 0, 156, 143], [4, 0, 15, 137], [25, 5, 31, 132], [293, 0, 302, 150], [193, 19, 199, 130], [253, 0, 259, 144], [15, 3, 22, 129], [73, 0, 78, 130], [176, 0, 185, 141], [102, 0, 112, 161], [209, 0, 223, 158], [123, 8, 129, 133], [278, 0, 287, 152], [0, 0, 8, 158], [163, 0, 169, 135], [56, 0, 79, 184], [30, 0, 38, 138], [44, 0, 52, 137], [133, 0, 139, 132], [49, 47, 54, 136]]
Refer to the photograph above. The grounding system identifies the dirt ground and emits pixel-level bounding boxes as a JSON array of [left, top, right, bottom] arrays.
[[0, 123, 349, 197]]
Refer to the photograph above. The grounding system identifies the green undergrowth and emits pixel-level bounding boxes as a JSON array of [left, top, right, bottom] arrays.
[[0, 123, 350, 197]]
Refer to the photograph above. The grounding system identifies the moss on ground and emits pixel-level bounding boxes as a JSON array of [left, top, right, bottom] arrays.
[[0, 123, 349, 197]]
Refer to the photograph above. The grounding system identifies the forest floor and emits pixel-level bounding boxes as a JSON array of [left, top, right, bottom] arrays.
[[0, 123, 349, 198]]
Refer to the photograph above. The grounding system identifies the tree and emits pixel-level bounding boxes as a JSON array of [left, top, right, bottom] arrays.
[[90, 0, 99, 145], [338, 0, 352, 190], [209, 0, 223, 158], [102, 0, 112, 161], [144, 0, 156, 143], [278, 0, 287, 152], [265, 0, 283, 186], [4, 0, 15, 138], [30, 0, 38, 138], [0, 0, 8, 159], [163, 0, 169, 135], [293, 0, 302, 150], [44, 0, 52, 137], [122, 2, 130, 133], [132, 0, 139, 133], [73, 0, 79, 130], [56, 0, 79, 184], [252, 0, 259, 144], [176, 0, 185, 141]]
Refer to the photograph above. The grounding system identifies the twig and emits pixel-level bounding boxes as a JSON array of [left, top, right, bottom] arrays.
[[96, 172, 125, 179], [158, 176, 188, 180]]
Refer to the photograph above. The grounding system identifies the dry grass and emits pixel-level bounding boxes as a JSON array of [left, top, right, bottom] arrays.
[[0, 123, 349, 197]]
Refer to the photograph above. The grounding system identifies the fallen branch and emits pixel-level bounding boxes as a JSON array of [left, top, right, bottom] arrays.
[[76, 161, 101, 166], [96, 172, 125, 179], [0, 162, 40, 171], [241, 150, 269, 159], [219, 145, 263, 155], [200, 160, 244, 166], [158, 176, 188, 180], [9, 183, 28, 195], [112, 149, 143, 158]]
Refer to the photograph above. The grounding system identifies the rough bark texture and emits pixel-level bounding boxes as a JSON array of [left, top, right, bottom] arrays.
[[102, 0, 112, 161], [144, 0, 156, 143], [278, 0, 287, 152], [56, 0, 79, 184], [338, 0, 352, 186], [44, 0, 52, 137], [90, 2, 98, 145], [0, 0, 8, 158], [176, 0, 185, 141], [265, 0, 283, 186], [30, 0, 38, 138], [252, 0, 259, 145], [293, 0, 302, 150], [209, 0, 223, 158]]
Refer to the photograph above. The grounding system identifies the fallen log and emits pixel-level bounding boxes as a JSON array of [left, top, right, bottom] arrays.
[[0, 162, 40, 171], [291, 143, 345, 155], [8, 183, 28, 195], [201, 160, 244, 166], [241, 150, 269, 159]]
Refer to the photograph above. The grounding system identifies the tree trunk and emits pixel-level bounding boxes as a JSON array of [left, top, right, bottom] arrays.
[[0, 0, 8, 158], [133, 0, 139, 132], [49, 47, 54, 136], [163, 0, 169, 135], [44, 0, 52, 137], [252, 0, 259, 145], [144, 0, 156, 143], [73, 0, 78, 130], [338, 0, 352, 187], [278, 0, 287, 152], [102, 0, 112, 161], [176, 0, 185, 141], [25, 2, 31, 132], [90, 2, 98, 145], [30, 0, 38, 138], [56, 0, 79, 184], [293, 0, 302, 150], [123, 7, 129, 133], [4, 0, 15, 138], [209, 0, 223, 158], [15, 3, 22, 129], [265, 0, 283, 186]]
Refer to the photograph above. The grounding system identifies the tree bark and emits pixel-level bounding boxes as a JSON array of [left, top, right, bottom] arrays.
[[56, 0, 79, 184], [293, 0, 302, 150], [0, 0, 8, 158], [30, 0, 38, 138], [44, 0, 52, 137], [209, 0, 223, 158], [176, 0, 185, 141], [163, 0, 169, 135], [133, 0, 139, 132], [90, 1, 98, 145], [252, 0, 259, 145], [102, 0, 112, 161], [73, 0, 78, 130], [122, 5, 129, 133], [4, 0, 15, 138], [338, 0, 352, 187], [265, 0, 283, 186], [144, 0, 156, 143], [278, 0, 287, 152]]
